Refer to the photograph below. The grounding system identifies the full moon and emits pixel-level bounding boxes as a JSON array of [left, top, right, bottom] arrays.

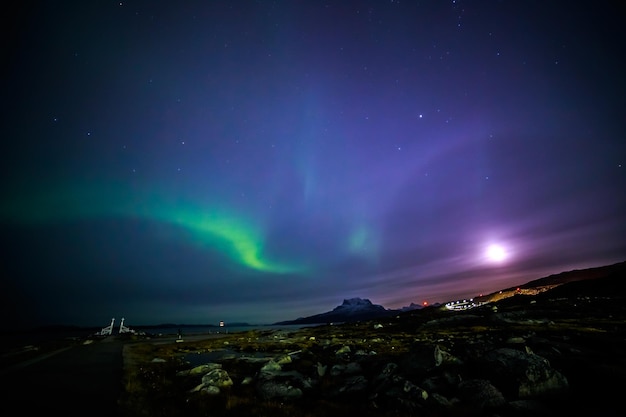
[[486, 244, 507, 262]]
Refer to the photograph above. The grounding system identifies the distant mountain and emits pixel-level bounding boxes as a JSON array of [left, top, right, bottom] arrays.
[[274, 261, 626, 325], [274, 298, 397, 325], [398, 302, 426, 312]]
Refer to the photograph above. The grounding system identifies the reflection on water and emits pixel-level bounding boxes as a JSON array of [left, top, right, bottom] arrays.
[[0, 323, 319, 354]]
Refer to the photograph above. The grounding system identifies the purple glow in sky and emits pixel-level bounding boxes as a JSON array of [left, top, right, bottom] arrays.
[[1, 1, 625, 328]]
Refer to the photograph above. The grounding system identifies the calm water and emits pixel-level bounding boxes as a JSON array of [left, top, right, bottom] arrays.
[[135, 323, 319, 336], [2, 323, 318, 351]]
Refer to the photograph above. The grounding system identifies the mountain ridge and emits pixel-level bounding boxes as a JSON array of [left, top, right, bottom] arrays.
[[275, 260, 626, 325]]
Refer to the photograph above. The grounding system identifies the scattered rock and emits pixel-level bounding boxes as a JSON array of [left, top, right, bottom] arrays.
[[201, 369, 233, 389], [480, 347, 569, 399], [126, 266, 626, 416], [457, 378, 506, 410], [257, 380, 303, 401], [176, 362, 221, 377]]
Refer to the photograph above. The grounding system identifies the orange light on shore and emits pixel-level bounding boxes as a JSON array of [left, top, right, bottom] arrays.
[[423, 301, 428, 306]]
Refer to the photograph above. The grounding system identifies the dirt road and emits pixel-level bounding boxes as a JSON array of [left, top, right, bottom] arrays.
[[2, 332, 230, 416], [3, 336, 125, 415]]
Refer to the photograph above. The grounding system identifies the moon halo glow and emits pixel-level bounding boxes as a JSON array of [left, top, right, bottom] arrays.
[[486, 244, 507, 263]]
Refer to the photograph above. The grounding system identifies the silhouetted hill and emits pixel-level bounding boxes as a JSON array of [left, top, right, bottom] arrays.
[[274, 297, 397, 325], [520, 260, 626, 289], [276, 261, 626, 324], [534, 263, 626, 299], [477, 260, 626, 303]]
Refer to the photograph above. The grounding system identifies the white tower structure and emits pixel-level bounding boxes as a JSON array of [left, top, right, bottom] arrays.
[[99, 318, 115, 336], [119, 317, 133, 334]]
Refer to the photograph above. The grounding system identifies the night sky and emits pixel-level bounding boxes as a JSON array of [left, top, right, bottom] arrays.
[[2, 1, 625, 329]]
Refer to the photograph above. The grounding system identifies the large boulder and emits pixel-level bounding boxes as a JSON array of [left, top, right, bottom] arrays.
[[479, 348, 568, 399], [201, 368, 234, 389], [257, 380, 303, 401], [457, 379, 507, 410], [176, 362, 222, 377]]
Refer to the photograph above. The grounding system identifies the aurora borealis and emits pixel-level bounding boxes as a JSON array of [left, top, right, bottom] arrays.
[[3, 180, 305, 271], [2, 1, 625, 328]]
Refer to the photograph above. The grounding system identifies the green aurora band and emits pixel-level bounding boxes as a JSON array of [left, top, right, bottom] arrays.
[[1, 181, 302, 274]]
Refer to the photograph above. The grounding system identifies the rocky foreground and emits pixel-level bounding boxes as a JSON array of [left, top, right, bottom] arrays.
[[120, 268, 625, 417]]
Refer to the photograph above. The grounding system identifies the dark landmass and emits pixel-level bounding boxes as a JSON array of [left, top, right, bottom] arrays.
[[276, 261, 626, 325], [519, 261, 625, 288], [274, 297, 398, 325], [116, 260, 626, 417]]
